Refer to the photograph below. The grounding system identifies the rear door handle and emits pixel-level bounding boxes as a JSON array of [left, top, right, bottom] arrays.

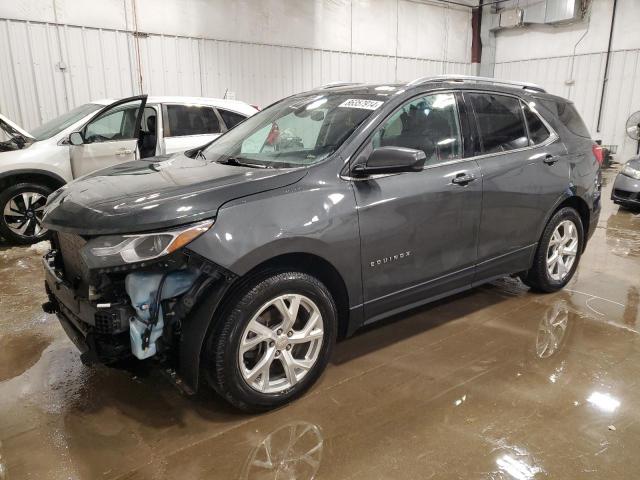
[[543, 154, 557, 165], [452, 173, 476, 186], [116, 148, 133, 156]]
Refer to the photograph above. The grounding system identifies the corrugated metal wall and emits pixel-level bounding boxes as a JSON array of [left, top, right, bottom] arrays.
[[495, 49, 640, 160], [0, 18, 472, 131]]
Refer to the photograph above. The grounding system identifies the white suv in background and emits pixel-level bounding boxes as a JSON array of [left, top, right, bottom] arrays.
[[0, 95, 257, 244]]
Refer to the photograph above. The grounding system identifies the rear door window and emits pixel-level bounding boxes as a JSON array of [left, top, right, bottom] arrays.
[[218, 109, 247, 129], [468, 93, 529, 154], [522, 103, 551, 145], [165, 105, 220, 137]]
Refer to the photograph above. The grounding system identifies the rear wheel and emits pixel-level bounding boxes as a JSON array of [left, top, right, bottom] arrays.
[[0, 183, 52, 244], [205, 271, 337, 412], [522, 207, 583, 293]]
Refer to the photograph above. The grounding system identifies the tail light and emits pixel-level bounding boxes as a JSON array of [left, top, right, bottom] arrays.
[[592, 144, 604, 165]]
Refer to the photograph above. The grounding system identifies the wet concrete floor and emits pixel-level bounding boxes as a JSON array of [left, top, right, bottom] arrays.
[[0, 168, 639, 479]]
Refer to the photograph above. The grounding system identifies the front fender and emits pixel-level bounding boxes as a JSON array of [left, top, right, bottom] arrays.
[[187, 179, 363, 308], [0, 142, 73, 183]]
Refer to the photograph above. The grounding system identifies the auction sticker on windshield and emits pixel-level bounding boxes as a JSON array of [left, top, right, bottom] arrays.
[[339, 99, 384, 110]]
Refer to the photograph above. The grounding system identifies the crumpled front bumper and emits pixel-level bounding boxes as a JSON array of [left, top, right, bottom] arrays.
[[42, 243, 237, 393], [43, 254, 132, 365]]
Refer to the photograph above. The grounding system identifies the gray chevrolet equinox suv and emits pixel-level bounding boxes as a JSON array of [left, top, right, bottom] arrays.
[[41, 75, 602, 411]]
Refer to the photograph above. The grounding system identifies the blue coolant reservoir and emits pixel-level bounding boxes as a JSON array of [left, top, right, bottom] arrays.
[[125, 269, 199, 360]]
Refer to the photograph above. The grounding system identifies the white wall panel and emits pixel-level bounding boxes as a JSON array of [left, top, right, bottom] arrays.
[[495, 49, 640, 160], [0, 0, 473, 131], [493, 0, 630, 63], [493, 0, 640, 160]]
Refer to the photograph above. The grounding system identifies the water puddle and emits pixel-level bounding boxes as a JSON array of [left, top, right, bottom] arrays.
[[0, 331, 52, 382]]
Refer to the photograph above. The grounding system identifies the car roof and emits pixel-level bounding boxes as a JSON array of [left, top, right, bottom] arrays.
[[90, 96, 258, 115], [304, 77, 566, 103]]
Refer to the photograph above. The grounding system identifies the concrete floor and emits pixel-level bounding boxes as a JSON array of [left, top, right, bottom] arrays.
[[0, 167, 639, 480]]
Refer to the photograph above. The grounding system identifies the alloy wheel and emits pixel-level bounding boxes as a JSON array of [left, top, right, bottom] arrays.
[[546, 220, 578, 282], [2, 192, 47, 239], [238, 293, 324, 394]]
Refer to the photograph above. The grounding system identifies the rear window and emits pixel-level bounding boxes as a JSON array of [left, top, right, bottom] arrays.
[[541, 100, 591, 138], [219, 109, 247, 129], [165, 105, 220, 137], [523, 104, 551, 145]]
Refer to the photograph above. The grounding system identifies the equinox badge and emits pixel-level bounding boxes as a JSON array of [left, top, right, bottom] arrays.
[[370, 251, 411, 267]]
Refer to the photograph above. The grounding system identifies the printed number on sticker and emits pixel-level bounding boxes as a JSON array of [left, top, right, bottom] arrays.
[[339, 99, 384, 110]]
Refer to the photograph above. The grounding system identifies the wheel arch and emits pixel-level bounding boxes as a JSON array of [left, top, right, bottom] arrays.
[[178, 251, 353, 393], [0, 169, 66, 192], [226, 252, 351, 340], [539, 194, 591, 252]]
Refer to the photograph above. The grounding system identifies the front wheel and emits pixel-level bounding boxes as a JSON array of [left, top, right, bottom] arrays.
[[522, 207, 584, 293], [205, 272, 337, 412], [0, 183, 52, 244]]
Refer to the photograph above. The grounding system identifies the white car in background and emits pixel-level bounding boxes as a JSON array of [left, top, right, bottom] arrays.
[[0, 95, 257, 244]]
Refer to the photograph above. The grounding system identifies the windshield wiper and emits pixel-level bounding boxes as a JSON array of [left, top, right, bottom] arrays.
[[194, 149, 207, 161], [218, 157, 269, 169]]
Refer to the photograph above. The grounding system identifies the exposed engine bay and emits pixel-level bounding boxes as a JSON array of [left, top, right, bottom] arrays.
[[42, 231, 235, 392]]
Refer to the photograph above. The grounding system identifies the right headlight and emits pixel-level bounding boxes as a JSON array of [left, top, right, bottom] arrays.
[[622, 164, 640, 180], [80, 219, 214, 269]]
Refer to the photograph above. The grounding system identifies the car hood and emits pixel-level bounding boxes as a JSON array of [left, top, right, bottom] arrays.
[[0, 113, 34, 139], [0, 113, 35, 151], [43, 153, 308, 235], [625, 156, 640, 170]]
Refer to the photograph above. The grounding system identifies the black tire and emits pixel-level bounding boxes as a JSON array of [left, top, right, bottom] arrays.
[[522, 207, 584, 293], [0, 182, 52, 245], [204, 271, 337, 412]]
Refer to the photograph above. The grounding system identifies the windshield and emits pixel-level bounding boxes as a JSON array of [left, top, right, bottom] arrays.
[[200, 93, 385, 168], [31, 103, 102, 141]]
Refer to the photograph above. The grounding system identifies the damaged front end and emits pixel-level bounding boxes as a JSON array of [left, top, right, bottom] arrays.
[[42, 220, 235, 393]]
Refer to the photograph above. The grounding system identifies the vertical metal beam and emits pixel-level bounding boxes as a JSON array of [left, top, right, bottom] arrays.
[[596, 0, 617, 133], [394, 0, 399, 82], [131, 0, 144, 94], [52, 0, 70, 111], [471, 1, 483, 63], [479, 0, 497, 77]]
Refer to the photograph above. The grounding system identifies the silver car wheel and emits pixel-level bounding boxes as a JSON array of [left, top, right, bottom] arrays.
[[546, 219, 579, 282], [239, 293, 324, 394], [3, 192, 47, 238]]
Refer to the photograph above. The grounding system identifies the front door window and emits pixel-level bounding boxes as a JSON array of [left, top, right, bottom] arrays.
[[83, 100, 144, 143], [371, 93, 462, 166]]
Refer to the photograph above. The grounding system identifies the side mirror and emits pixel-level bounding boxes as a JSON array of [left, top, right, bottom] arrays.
[[352, 146, 426, 177], [310, 110, 325, 121], [69, 131, 84, 146]]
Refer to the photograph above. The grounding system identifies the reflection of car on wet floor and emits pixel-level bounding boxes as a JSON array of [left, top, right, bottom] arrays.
[[240, 421, 322, 480], [535, 299, 570, 359], [611, 157, 640, 210]]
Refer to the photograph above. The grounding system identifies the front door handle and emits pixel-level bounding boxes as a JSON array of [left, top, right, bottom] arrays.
[[452, 173, 476, 186], [543, 154, 557, 165], [116, 148, 133, 156]]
